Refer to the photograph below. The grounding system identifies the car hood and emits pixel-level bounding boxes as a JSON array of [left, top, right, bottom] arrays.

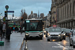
[[48, 32, 61, 35], [73, 36, 75, 38]]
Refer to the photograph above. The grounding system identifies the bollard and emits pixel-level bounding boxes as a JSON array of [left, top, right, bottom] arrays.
[[24, 40, 28, 50]]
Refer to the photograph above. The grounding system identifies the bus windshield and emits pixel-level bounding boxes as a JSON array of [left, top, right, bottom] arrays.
[[25, 20, 43, 31]]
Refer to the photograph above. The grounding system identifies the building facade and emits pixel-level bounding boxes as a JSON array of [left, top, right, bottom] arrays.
[[56, 0, 75, 29], [51, 0, 59, 26], [46, 13, 51, 27], [40, 13, 44, 19]]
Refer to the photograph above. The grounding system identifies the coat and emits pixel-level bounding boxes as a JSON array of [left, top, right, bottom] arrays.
[[6, 27, 11, 35]]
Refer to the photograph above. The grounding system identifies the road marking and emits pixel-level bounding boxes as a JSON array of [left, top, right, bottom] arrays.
[[55, 42, 74, 50], [55, 42, 68, 49]]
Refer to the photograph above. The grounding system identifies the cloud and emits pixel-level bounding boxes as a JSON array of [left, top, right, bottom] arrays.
[[0, 0, 52, 17], [0, 15, 20, 19]]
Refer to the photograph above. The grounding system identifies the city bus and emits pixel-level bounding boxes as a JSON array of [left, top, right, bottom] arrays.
[[24, 18, 44, 39]]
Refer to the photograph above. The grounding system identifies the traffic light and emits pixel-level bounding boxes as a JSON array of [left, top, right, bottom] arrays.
[[5, 11, 7, 17], [21, 17, 23, 21]]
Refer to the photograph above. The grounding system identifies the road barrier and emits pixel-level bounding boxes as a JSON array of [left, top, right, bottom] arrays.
[[20, 37, 28, 50], [24, 39, 28, 50]]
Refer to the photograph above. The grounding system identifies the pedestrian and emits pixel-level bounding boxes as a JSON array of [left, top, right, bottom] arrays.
[[15, 27, 18, 33], [0, 24, 3, 40], [2, 22, 6, 38], [6, 27, 11, 41]]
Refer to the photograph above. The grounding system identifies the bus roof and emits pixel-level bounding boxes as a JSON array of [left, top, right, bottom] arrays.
[[25, 18, 42, 20]]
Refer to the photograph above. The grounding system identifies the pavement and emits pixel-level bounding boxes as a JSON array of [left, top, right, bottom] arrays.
[[0, 31, 25, 50], [22, 35, 75, 50]]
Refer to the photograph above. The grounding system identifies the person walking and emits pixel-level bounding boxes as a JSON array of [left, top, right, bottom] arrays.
[[6, 27, 11, 41], [0, 24, 3, 40], [2, 22, 6, 38]]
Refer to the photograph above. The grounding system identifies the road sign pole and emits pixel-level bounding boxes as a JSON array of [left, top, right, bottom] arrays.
[[5, 5, 9, 38]]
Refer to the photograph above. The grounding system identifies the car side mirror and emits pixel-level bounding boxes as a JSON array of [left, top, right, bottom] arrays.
[[61, 31, 63, 33]]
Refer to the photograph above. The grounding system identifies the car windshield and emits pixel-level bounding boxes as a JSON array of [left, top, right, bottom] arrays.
[[65, 29, 71, 32], [49, 28, 61, 32]]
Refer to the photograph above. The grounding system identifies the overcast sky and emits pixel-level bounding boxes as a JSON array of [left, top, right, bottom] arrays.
[[0, 0, 52, 18]]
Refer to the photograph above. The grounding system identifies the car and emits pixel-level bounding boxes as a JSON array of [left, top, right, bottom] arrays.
[[70, 30, 75, 48], [47, 27, 63, 41], [61, 28, 66, 40], [64, 29, 71, 37], [61, 31, 66, 40]]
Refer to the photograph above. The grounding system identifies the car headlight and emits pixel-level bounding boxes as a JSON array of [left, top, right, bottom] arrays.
[[58, 35, 60, 36], [48, 33, 50, 36], [63, 34, 65, 35], [40, 33, 43, 35], [26, 33, 29, 35]]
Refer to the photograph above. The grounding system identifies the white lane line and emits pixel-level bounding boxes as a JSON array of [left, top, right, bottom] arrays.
[[55, 42, 68, 49]]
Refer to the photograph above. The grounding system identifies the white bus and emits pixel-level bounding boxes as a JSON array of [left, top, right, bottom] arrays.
[[24, 18, 44, 39]]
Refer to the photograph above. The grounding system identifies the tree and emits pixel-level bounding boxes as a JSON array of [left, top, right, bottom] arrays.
[[20, 9, 27, 21]]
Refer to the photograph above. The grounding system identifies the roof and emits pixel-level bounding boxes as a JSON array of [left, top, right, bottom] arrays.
[[25, 18, 42, 20]]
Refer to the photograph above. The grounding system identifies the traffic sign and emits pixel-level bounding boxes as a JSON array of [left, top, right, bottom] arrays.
[[7, 11, 14, 13], [53, 25, 56, 27], [5, 5, 9, 11]]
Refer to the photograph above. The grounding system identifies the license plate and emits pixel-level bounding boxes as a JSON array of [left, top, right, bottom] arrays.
[[52, 39, 56, 41]]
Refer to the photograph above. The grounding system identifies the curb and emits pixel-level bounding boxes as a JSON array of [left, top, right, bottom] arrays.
[[20, 40, 24, 50]]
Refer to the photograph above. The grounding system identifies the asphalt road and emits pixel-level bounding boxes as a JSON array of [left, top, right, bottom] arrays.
[[22, 35, 75, 50]]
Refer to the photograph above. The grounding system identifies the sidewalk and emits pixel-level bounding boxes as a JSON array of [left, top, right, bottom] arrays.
[[0, 31, 25, 50]]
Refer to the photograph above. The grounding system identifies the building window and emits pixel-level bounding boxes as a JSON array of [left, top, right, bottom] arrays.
[[70, 3, 71, 17], [67, 4, 69, 18], [65, 5, 66, 18], [64, 6, 66, 18], [73, 1, 75, 16]]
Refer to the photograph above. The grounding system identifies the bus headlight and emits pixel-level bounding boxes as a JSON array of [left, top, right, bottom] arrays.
[[26, 33, 29, 35], [40, 33, 43, 35]]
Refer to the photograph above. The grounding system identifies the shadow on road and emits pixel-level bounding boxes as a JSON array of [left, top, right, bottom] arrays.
[[25, 37, 43, 40]]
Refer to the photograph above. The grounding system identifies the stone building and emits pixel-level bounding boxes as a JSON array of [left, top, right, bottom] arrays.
[[40, 13, 44, 19], [28, 11, 37, 19], [56, 0, 75, 29], [46, 13, 51, 27], [51, 0, 59, 26]]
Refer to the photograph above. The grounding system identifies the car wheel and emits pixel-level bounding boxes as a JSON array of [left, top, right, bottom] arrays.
[[60, 39, 62, 41], [73, 46, 75, 48], [70, 42, 72, 46], [47, 39, 50, 41], [40, 37, 43, 40], [46, 35, 47, 37], [26, 37, 29, 40], [63, 37, 66, 40]]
